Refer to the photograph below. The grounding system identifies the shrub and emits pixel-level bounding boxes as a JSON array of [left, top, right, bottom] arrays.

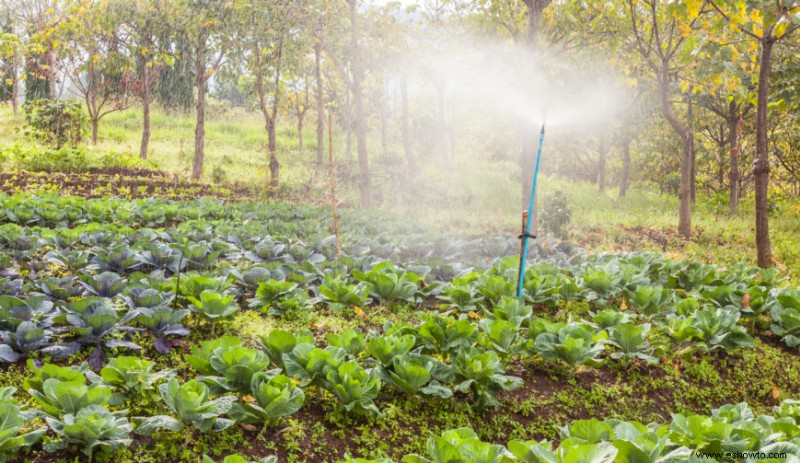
[[540, 190, 573, 238], [22, 99, 87, 149]]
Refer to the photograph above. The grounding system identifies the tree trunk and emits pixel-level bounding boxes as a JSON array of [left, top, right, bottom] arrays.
[[688, 92, 696, 204], [657, 70, 692, 239], [345, 90, 352, 160], [314, 42, 324, 166], [619, 132, 631, 199], [268, 118, 279, 188], [380, 78, 389, 154], [46, 47, 58, 99], [728, 113, 741, 214], [401, 76, 416, 177], [297, 116, 304, 152], [350, 0, 371, 208], [754, 38, 774, 268], [678, 133, 693, 238], [437, 83, 446, 160], [192, 39, 206, 180], [598, 134, 607, 193], [11, 35, 22, 117], [91, 117, 99, 145], [140, 60, 151, 160]]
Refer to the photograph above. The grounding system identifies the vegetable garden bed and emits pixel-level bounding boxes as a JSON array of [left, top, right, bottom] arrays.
[[0, 194, 799, 463]]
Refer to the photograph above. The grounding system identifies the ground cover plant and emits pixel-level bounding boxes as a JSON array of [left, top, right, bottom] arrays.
[[0, 193, 799, 462]]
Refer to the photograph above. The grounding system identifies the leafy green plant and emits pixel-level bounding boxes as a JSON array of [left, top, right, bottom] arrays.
[[188, 291, 240, 335], [316, 274, 370, 311], [323, 360, 382, 417], [353, 262, 420, 305], [229, 370, 305, 432], [626, 286, 674, 318], [85, 356, 175, 405], [377, 354, 452, 398], [60, 297, 140, 367], [366, 333, 417, 366], [258, 329, 315, 368], [590, 309, 632, 330], [0, 387, 46, 462], [770, 305, 800, 348], [22, 99, 86, 149], [478, 318, 531, 360], [534, 324, 605, 367], [451, 347, 521, 411], [44, 405, 132, 463], [283, 344, 346, 386], [250, 280, 299, 307], [540, 190, 572, 238], [202, 454, 277, 463], [604, 323, 660, 363], [326, 329, 367, 357], [133, 378, 236, 435], [29, 377, 112, 418], [187, 340, 270, 394], [403, 428, 511, 463], [690, 307, 754, 351], [418, 315, 477, 357]]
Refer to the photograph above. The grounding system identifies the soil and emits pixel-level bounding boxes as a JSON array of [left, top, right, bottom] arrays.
[[0, 169, 257, 201]]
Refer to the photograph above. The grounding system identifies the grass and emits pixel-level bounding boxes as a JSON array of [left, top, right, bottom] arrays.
[[1, 101, 798, 281]]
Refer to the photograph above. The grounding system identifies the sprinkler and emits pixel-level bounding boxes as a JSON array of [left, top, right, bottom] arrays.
[[516, 122, 545, 298]]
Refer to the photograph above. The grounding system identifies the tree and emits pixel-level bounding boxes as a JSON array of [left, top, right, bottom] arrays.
[[117, 0, 176, 159], [237, 0, 298, 190], [606, 0, 705, 238], [57, 0, 134, 145], [706, 0, 800, 267], [4, 0, 62, 99], [286, 52, 313, 153], [182, 0, 233, 180], [0, 30, 22, 116]]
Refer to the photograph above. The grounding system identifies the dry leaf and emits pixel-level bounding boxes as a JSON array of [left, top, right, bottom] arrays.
[[354, 306, 366, 319], [468, 311, 481, 320], [239, 422, 257, 432], [742, 293, 751, 310], [773, 384, 780, 400]]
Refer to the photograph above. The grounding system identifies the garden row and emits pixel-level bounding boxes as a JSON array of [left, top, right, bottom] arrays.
[[4, 352, 800, 463]]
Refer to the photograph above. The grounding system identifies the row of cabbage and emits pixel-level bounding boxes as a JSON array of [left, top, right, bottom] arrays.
[[343, 400, 800, 463], [2, 242, 800, 367], [4, 354, 800, 463]]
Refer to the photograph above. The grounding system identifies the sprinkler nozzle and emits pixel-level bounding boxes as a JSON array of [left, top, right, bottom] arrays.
[[540, 122, 545, 134]]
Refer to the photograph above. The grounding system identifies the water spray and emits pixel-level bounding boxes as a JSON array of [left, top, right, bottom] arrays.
[[516, 122, 545, 298]]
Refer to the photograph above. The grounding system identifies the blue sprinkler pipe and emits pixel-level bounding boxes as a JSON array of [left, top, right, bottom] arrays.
[[517, 122, 546, 298]]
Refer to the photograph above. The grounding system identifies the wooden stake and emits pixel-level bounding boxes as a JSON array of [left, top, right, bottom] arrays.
[[329, 113, 342, 259], [516, 211, 528, 295]]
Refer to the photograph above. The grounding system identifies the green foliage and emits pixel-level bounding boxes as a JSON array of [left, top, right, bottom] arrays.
[[133, 378, 236, 435], [317, 274, 370, 311], [451, 347, 522, 411], [202, 455, 277, 463], [323, 361, 382, 418], [188, 291, 240, 333], [0, 387, 46, 463], [540, 190, 573, 238], [22, 99, 87, 149], [353, 262, 420, 304], [534, 324, 605, 367], [229, 370, 304, 429], [604, 323, 660, 363], [187, 340, 271, 394], [403, 428, 511, 463], [86, 356, 175, 404], [29, 377, 112, 418], [44, 405, 133, 460]]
